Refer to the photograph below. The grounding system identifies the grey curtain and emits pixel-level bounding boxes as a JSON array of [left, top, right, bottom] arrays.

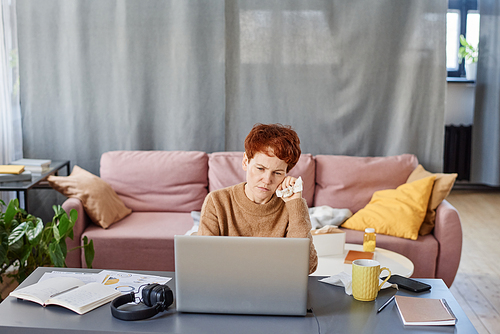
[[225, 1, 446, 170], [17, 0, 226, 172], [471, 0, 500, 186], [16, 0, 447, 217]]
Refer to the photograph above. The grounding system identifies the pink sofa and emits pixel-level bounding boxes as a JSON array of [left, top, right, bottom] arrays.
[[63, 151, 462, 287]]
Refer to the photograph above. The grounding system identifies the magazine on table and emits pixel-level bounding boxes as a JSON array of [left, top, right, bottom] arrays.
[[395, 295, 457, 326], [9, 277, 121, 315], [10, 270, 172, 315]]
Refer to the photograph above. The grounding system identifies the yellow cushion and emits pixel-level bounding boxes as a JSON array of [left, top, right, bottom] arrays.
[[48, 166, 132, 229], [341, 175, 436, 240], [407, 165, 457, 235]]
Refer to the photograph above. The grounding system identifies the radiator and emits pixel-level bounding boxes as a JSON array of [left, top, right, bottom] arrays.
[[444, 125, 472, 181]]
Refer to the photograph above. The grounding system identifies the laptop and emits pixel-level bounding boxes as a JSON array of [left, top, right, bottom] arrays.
[[174, 235, 310, 316]]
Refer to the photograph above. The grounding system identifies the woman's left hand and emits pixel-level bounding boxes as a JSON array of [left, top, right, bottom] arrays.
[[276, 176, 302, 202]]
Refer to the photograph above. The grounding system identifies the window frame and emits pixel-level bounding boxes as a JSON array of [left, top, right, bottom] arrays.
[[447, 0, 478, 78]]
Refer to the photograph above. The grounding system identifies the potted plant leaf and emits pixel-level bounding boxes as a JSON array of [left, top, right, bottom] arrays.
[[458, 34, 479, 80], [0, 198, 94, 301]]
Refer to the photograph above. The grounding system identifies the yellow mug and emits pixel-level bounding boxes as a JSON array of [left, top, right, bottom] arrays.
[[352, 259, 391, 301]]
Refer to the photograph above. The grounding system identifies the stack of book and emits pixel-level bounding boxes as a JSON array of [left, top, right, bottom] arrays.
[[0, 165, 31, 182], [10, 158, 51, 173]]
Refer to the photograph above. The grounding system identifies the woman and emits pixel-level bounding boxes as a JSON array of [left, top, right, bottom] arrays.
[[198, 123, 318, 274]]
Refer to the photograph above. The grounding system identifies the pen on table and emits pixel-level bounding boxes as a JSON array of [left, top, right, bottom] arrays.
[[377, 295, 395, 313], [50, 286, 79, 298]]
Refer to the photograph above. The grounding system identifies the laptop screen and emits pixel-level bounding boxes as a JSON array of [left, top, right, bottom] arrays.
[[174, 235, 310, 316]]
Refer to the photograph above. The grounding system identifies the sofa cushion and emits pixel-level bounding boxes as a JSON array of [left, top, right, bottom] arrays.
[[208, 152, 316, 206], [208, 152, 246, 192], [341, 228, 438, 278], [82, 212, 194, 271], [341, 176, 436, 240], [100, 151, 209, 212], [314, 154, 418, 212], [48, 166, 132, 229], [406, 165, 457, 236]]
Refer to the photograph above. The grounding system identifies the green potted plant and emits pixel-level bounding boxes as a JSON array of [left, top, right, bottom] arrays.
[[0, 198, 94, 301], [458, 34, 478, 80]]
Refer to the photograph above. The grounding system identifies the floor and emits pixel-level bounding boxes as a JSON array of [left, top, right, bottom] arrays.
[[446, 189, 500, 334]]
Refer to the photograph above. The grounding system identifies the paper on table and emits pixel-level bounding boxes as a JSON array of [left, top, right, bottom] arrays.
[[37, 270, 171, 296], [38, 271, 109, 285], [99, 270, 171, 296], [319, 272, 396, 295]]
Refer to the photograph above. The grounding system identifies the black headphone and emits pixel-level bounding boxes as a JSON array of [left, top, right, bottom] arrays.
[[110, 283, 174, 321]]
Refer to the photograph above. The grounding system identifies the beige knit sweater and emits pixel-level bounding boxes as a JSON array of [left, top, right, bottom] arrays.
[[198, 182, 318, 274]]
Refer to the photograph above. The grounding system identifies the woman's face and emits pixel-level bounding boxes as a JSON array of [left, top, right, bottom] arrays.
[[242, 151, 288, 204]]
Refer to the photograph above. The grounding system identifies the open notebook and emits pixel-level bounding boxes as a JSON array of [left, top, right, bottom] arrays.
[[174, 235, 310, 316]]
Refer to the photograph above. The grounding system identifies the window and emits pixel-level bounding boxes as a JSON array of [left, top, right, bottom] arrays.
[[447, 0, 479, 78]]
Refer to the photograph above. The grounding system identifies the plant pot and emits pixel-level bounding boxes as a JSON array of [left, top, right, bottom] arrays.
[[0, 273, 19, 301], [465, 62, 477, 81]]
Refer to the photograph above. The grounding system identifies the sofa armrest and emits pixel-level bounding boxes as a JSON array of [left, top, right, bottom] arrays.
[[433, 199, 462, 287], [62, 198, 92, 268]]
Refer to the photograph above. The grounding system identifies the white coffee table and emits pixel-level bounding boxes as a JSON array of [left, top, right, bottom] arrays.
[[310, 243, 414, 277]]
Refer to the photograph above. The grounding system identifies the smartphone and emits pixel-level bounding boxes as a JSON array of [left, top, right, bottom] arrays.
[[381, 274, 431, 293]]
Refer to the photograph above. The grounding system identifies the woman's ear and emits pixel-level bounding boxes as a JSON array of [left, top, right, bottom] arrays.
[[242, 153, 249, 171]]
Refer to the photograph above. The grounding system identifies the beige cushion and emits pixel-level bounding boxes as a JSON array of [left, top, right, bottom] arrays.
[[48, 166, 132, 229], [341, 176, 436, 240], [407, 165, 457, 235]]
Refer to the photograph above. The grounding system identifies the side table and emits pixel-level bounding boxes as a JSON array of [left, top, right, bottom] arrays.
[[0, 160, 70, 212], [311, 243, 414, 277]]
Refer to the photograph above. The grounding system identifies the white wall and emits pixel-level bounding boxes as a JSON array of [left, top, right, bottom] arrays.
[[445, 82, 476, 126]]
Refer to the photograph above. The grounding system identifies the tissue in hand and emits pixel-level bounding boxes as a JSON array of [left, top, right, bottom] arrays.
[[276, 176, 303, 198]]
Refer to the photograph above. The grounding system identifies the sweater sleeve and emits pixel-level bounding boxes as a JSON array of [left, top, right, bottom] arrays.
[[285, 198, 318, 275], [198, 194, 221, 236]]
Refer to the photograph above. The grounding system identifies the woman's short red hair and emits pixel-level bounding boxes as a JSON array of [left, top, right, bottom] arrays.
[[244, 123, 301, 172]]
